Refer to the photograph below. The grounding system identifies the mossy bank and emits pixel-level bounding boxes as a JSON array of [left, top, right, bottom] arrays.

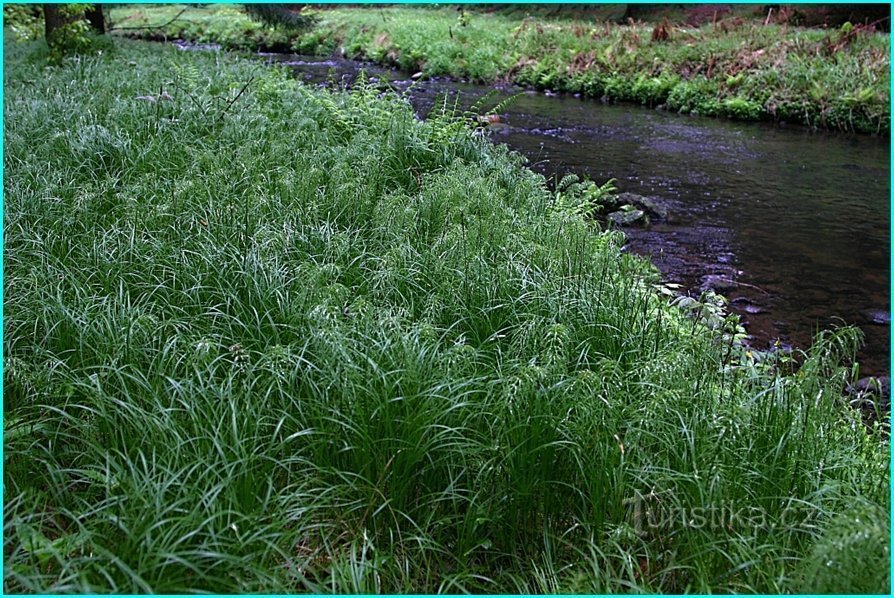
[[107, 4, 891, 134]]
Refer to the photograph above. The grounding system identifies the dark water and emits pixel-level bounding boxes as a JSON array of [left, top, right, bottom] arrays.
[[263, 53, 891, 377]]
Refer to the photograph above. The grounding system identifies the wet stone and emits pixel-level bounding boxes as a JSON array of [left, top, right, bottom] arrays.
[[616, 192, 669, 220], [608, 209, 646, 227], [862, 309, 891, 325]]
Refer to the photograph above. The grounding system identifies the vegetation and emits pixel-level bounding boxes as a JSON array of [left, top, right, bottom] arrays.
[[108, 4, 891, 134], [4, 35, 889, 593]]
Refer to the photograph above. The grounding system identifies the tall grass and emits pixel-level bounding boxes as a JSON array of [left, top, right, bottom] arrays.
[[3, 38, 889, 593], [108, 4, 891, 134]]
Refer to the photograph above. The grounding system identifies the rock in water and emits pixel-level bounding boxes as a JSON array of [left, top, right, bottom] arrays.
[[608, 209, 646, 227], [485, 122, 512, 135], [861, 309, 891, 325], [615, 192, 669, 219]]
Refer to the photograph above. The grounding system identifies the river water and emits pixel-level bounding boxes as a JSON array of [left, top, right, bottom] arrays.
[[263, 53, 890, 377]]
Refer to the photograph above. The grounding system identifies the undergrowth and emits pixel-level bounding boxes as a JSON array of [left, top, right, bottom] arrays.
[[3, 38, 889, 593]]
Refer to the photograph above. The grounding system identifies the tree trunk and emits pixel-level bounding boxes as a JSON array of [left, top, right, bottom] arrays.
[[85, 4, 105, 35], [43, 4, 65, 43]]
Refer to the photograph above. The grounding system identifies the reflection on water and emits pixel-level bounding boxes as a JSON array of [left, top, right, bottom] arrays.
[[265, 54, 891, 376]]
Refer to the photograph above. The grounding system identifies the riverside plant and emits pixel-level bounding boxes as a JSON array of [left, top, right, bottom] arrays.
[[3, 38, 889, 593]]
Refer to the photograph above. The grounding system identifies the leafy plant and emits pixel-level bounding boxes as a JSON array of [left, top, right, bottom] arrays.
[[3, 5, 43, 41], [45, 4, 111, 64], [553, 174, 618, 220]]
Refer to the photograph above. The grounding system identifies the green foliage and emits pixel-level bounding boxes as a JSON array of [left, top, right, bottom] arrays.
[[630, 74, 678, 105], [3, 5, 43, 41], [243, 4, 316, 30], [3, 37, 889, 594], [553, 174, 618, 220], [51, 5, 90, 44], [44, 4, 111, 64], [795, 502, 890, 594], [666, 77, 712, 114], [722, 96, 762, 120]]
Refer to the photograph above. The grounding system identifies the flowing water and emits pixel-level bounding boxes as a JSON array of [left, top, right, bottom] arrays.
[[262, 53, 890, 376]]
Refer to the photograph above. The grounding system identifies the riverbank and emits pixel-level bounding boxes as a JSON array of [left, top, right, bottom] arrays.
[[108, 4, 891, 134], [4, 37, 889, 593]]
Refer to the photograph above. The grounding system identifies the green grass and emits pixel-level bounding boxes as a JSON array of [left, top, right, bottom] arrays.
[[107, 4, 891, 134], [3, 37, 890, 593]]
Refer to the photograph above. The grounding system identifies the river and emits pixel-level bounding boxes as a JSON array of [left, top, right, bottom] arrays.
[[261, 52, 890, 377]]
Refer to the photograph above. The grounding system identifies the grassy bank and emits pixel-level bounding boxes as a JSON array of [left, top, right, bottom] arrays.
[[108, 4, 891, 134], [4, 37, 890, 593]]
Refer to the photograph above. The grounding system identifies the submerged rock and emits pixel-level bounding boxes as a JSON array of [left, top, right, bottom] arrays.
[[861, 309, 891, 325], [608, 209, 646, 227], [484, 122, 512, 134]]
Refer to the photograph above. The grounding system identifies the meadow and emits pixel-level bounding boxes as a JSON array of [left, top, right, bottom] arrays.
[[3, 36, 890, 593], [107, 3, 892, 134]]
